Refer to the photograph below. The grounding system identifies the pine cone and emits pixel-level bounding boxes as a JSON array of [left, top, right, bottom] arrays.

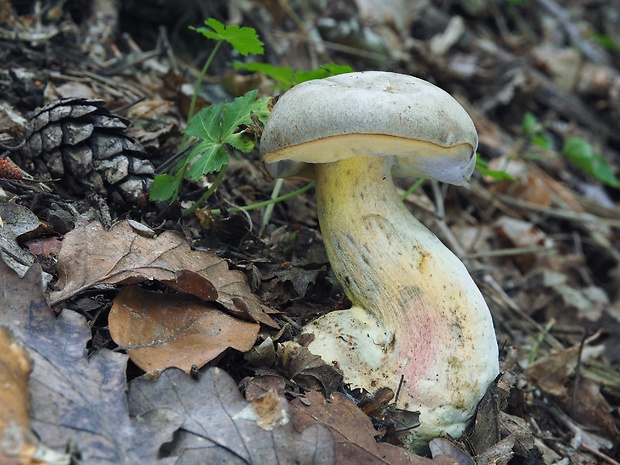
[[19, 98, 154, 205]]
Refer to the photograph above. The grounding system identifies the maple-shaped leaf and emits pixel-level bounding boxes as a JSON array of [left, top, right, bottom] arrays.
[[180, 91, 269, 180], [220, 90, 270, 138], [185, 142, 229, 180], [49, 219, 278, 327], [149, 172, 182, 202], [191, 18, 264, 56], [128, 367, 336, 464], [151, 89, 269, 202], [0, 261, 183, 465], [184, 101, 226, 141]]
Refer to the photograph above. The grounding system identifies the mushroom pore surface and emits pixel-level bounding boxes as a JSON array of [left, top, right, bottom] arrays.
[[259, 71, 499, 452]]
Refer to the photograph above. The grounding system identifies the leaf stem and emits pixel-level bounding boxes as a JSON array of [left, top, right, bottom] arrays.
[[182, 40, 223, 147], [400, 178, 425, 201], [260, 177, 284, 234], [182, 165, 228, 217], [209, 180, 316, 216]]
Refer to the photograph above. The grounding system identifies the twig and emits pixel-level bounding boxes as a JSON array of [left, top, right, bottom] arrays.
[[465, 245, 554, 260]]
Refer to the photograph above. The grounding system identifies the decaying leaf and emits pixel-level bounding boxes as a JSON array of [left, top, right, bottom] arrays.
[[486, 158, 552, 207], [527, 345, 580, 398], [466, 381, 507, 454], [290, 390, 456, 465], [528, 345, 619, 449], [277, 340, 343, 395], [0, 327, 71, 465], [128, 367, 337, 464], [233, 388, 289, 431], [49, 219, 278, 327], [429, 439, 474, 465], [493, 216, 552, 272], [109, 286, 259, 374], [0, 203, 39, 277], [0, 261, 182, 464]]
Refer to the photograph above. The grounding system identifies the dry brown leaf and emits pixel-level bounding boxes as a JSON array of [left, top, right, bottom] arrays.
[[129, 367, 337, 464], [50, 219, 278, 327], [487, 158, 552, 207], [1, 261, 183, 464], [109, 286, 260, 374], [276, 340, 342, 395], [233, 388, 290, 431], [0, 326, 35, 465], [528, 345, 579, 398], [528, 347, 620, 447], [0, 203, 40, 277], [493, 216, 552, 272], [0, 327, 70, 465], [290, 391, 457, 465]]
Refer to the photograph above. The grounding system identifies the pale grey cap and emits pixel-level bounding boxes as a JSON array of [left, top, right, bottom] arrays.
[[260, 71, 478, 184]]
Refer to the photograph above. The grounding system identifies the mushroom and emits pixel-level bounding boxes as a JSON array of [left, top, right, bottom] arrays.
[[260, 71, 499, 452]]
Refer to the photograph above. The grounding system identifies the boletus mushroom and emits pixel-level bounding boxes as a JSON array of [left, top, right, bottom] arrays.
[[260, 71, 499, 452]]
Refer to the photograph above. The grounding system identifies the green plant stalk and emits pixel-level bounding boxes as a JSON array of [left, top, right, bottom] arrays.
[[400, 178, 425, 201], [209, 181, 316, 216], [182, 40, 224, 147], [182, 165, 228, 217], [528, 319, 555, 365], [260, 177, 284, 234]]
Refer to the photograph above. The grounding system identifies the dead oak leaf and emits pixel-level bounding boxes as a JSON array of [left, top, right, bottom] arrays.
[[290, 391, 457, 465], [0, 261, 182, 464], [109, 286, 259, 374], [0, 203, 40, 277], [0, 327, 71, 465], [49, 219, 278, 327], [277, 340, 343, 395], [128, 367, 337, 465]]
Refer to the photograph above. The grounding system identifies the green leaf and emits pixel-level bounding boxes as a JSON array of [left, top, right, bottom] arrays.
[[318, 63, 354, 75], [226, 133, 255, 153], [521, 112, 539, 138], [233, 62, 353, 90], [150, 174, 181, 201], [530, 134, 554, 150], [562, 137, 620, 188], [179, 90, 269, 184], [220, 90, 259, 139], [153, 88, 268, 205], [522, 112, 553, 149], [191, 18, 264, 56], [185, 102, 226, 141], [590, 32, 619, 53], [185, 143, 229, 180], [221, 91, 270, 139], [293, 63, 353, 85], [233, 62, 295, 88], [476, 156, 516, 181]]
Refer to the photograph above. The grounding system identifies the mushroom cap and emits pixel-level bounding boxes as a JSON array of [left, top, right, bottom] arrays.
[[260, 71, 479, 185]]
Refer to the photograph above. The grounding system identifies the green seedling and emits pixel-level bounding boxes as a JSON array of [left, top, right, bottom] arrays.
[[522, 113, 618, 188], [475, 156, 516, 181], [522, 112, 553, 150], [562, 137, 620, 188], [151, 18, 342, 216], [151, 18, 269, 212], [150, 90, 270, 213], [234, 62, 353, 90], [186, 19, 264, 124], [590, 32, 619, 53]]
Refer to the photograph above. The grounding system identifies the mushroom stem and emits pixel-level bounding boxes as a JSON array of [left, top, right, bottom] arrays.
[[309, 155, 498, 449]]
